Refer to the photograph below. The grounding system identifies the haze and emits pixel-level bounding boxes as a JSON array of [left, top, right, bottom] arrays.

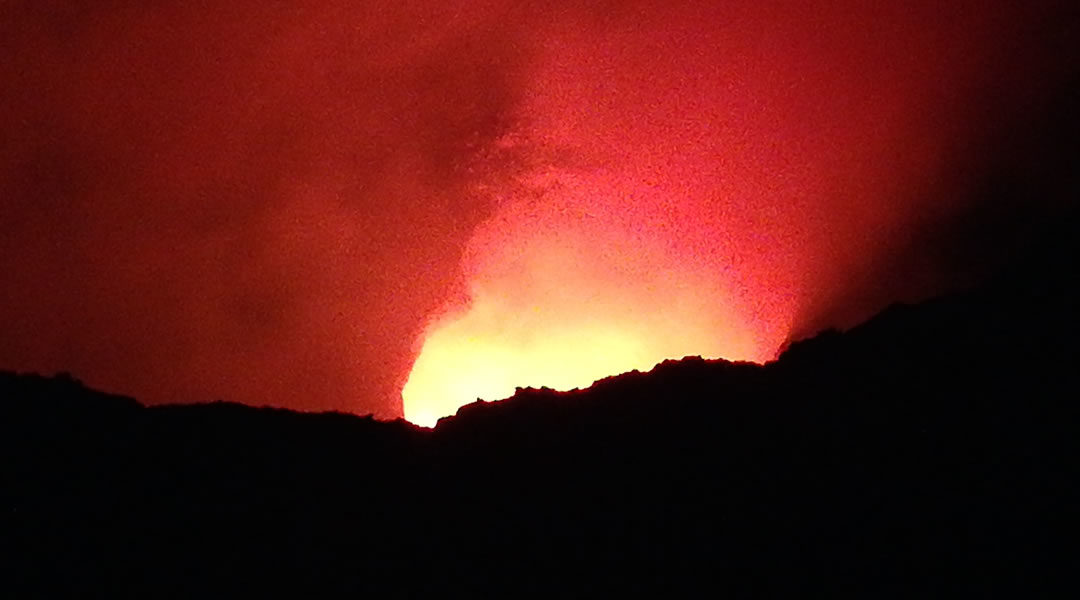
[[1, 1, 1075, 420]]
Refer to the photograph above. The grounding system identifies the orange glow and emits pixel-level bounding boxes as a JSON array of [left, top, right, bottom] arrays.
[[403, 285, 760, 427], [398, 1, 1068, 426], [403, 290, 763, 427], [402, 169, 779, 427], [2, 1, 1063, 420], [403, 310, 662, 428]]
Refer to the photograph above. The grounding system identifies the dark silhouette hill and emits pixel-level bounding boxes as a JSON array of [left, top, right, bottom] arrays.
[[4, 201, 1078, 596]]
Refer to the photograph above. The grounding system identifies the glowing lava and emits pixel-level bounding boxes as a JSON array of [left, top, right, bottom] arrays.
[[402, 270, 762, 427], [400, 1, 1068, 427], [403, 304, 678, 428], [402, 169, 781, 427]]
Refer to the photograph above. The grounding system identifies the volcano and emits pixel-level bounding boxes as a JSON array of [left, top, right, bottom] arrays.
[[4, 1, 1079, 595], [5, 198, 1078, 596]]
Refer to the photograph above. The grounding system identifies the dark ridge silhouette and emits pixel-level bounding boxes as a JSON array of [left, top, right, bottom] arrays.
[[4, 201, 1079, 596]]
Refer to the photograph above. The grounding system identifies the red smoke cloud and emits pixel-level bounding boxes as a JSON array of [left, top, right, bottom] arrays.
[[403, 2, 1079, 423], [1, 2, 1076, 420]]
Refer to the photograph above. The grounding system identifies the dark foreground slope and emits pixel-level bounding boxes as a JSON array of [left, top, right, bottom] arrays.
[[3, 206, 1079, 597]]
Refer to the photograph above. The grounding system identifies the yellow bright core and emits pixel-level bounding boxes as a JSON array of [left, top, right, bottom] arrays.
[[401, 287, 758, 427]]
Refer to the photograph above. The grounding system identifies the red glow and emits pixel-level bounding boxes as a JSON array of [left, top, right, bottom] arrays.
[[403, 3, 1072, 424], [403, 168, 781, 426], [0, 2, 1073, 420]]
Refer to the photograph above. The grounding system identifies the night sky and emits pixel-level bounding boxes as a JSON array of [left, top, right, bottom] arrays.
[[2, 1, 1077, 423]]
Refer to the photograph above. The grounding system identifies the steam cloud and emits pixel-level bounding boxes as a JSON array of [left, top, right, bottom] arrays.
[[1, 1, 1076, 418]]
